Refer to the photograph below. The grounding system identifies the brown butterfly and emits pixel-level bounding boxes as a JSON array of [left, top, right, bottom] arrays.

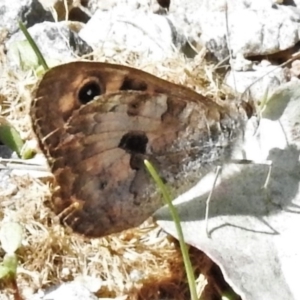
[[31, 61, 252, 237]]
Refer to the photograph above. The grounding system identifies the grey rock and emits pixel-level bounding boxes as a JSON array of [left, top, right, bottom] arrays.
[[6, 21, 92, 69], [0, 169, 18, 197], [166, 0, 300, 60], [290, 0, 300, 8], [85, 1, 300, 62], [227, 6, 300, 56], [85, 0, 153, 15], [0, 145, 14, 159], [0, 0, 53, 36]]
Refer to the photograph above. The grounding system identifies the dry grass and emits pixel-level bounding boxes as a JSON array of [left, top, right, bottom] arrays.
[[0, 43, 235, 300]]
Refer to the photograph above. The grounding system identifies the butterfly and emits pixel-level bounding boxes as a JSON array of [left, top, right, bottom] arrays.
[[30, 61, 252, 237]]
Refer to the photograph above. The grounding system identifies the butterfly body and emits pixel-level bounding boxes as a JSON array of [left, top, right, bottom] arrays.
[[31, 62, 251, 237]]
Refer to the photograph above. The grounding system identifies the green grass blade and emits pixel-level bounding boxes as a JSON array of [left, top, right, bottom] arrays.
[[0, 117, 24, 157], [18, 20, 49, 71], [144, 160, 198, 300]]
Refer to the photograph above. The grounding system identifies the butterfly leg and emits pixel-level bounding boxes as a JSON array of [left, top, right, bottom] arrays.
[[204, 159, 273, 237], [205, 165, 222, 238], [262, 160, 272, 189], [231, 159, 275, 209], [231, 159, 272, 187], [261, 160, 276, 207]]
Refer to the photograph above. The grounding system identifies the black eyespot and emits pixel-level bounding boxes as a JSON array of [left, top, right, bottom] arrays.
[[118, 131, 148, 154], [78, 81, 102, 104], [130, 102, 138, 109], [120, 77, 148, 91], [127, 100, 141, 116], [99, 180, 108, 190]]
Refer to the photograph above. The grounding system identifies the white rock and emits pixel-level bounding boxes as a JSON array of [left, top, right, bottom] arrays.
[[79, 9, 184, 60], [225, 63, 288, 101], [31, 282, 98, 300]]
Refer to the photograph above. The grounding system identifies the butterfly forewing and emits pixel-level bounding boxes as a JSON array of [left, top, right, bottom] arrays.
[[31, 62, 249, 237]]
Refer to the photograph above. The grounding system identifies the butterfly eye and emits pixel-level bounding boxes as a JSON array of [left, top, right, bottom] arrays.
[[78, 81, 102, 104]]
